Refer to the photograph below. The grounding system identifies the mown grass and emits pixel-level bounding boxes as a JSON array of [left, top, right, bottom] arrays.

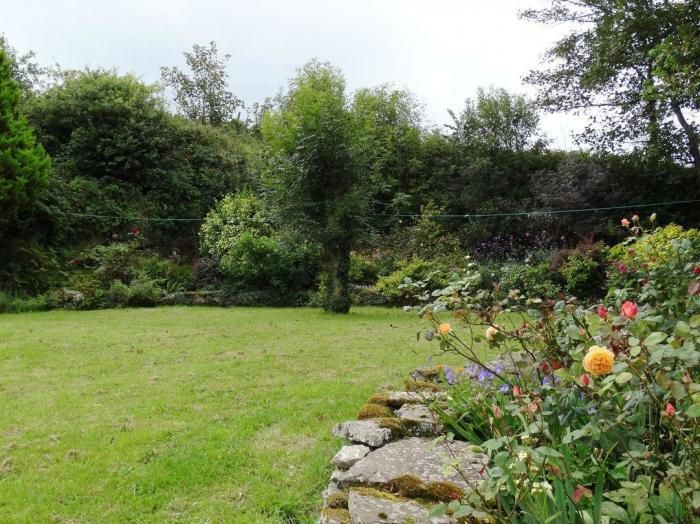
[[0, 306, 493, 523]]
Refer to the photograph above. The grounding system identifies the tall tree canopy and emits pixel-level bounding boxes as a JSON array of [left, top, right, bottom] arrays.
[[261, 60, 369, 313], [352, 85, 424, 215], [0, 50, 50, 224], [448, 87, 546, 154], [161, 41, 242, 126], [522, 0, 700, 172]]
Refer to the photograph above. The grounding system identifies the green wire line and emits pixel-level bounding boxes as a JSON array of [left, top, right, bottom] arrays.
[[371, 199, 700, 219], [54, 198, 700, 223], [54, 211, 205, 222]]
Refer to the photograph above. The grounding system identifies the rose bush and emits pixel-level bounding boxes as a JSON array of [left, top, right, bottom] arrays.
[[406, 217, 700, 522]]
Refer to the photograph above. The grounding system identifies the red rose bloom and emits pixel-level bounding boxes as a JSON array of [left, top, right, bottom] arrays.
[[597, 306, 607, 319]]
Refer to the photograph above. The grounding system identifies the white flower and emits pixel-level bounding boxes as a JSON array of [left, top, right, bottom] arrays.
[[517, 451, 529, 461]]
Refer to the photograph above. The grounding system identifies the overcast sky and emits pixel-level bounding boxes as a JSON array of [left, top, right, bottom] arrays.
[[3, 0, 585, 148]]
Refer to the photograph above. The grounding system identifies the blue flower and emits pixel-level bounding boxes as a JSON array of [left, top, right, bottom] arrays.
[[498, 383, 510, 393]]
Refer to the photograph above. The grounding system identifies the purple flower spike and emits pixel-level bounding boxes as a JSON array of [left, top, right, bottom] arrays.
[[498, 383, 510, 393], [477, 368, 494, 385], [444, 366, 455, 385]]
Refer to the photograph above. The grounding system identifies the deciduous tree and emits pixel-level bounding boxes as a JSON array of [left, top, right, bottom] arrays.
[[261, 61, 369, 313], [522, 0, 700, 172]]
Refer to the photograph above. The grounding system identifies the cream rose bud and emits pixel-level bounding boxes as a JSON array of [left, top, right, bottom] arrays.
[[485, 325, 499, 341]]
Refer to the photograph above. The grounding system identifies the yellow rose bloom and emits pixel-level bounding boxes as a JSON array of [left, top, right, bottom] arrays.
[[582, 345, 615, 375], [438, 323, 451, 334]]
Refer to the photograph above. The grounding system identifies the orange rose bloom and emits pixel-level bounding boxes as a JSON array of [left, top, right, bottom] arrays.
[[621, 218, 630, 227], [582, 346, 615, 375], [438, 323, 451, 334]]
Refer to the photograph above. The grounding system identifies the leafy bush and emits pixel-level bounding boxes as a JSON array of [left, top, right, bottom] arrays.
[[89, 241, 140, 285], [497, 261, 561, 300], [349, 252, 380, 285], [0, 291, 50, 313], [200, 192, 319, 297], [607, 221, 700, 294], [199, 191, 271, 258], [219, 233, 318, 294], [411, 222, 700, 522], [107, 274, 163, 308], [374, 258, 450, 304], [554, 240, 607, 298]]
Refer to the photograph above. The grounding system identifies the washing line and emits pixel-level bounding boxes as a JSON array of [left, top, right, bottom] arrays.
[[52, 198, 700, 223]]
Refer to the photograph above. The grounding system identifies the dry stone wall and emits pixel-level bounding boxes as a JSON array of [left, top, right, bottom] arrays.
[[317, 368, 488, 524]]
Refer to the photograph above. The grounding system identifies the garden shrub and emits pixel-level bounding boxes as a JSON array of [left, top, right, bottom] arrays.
[[374, 258, 450, 305], [410, 221, 700, 522], [349, 252, 380, 285], [553, 240, 607, 298], [107, 274, 163, 308], [89, 241, 140, 285], [200, 192, 319, 298], [607, 220, 700, 298], [199, 191, 272, 258], [0, 291, 50, 313], [497, 261, 561, 299]]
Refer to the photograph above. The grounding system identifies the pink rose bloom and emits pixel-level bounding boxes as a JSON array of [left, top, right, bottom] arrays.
[[621, 301, 638, 320]]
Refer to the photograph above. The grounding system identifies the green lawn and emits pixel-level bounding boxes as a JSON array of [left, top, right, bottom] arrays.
[[0, 306, 472, 523]]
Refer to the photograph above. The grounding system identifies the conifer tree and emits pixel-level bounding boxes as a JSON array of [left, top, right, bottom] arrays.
[[0, 50, 50, 223]]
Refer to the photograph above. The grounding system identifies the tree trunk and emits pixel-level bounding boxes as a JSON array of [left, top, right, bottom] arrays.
[[320, 246, 351, 314], [671, 101, 700, 175]]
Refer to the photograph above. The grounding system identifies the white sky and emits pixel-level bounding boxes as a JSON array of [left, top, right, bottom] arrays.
[[2, 0, 586, 148]]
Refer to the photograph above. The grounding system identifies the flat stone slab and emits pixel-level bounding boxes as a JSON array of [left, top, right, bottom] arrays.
[[332, 420, 393, 448], [332, 445, 371, 470], [395, 404, 444, 437], [340, 437, 488, 496], [348, 491, 457, 524], [384, 391, 444, 407], [348, 491, 431, 523]]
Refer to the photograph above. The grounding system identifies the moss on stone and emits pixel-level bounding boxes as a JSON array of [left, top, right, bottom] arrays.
[[423, 480, 464, 501], [404, 379, 444, 393], [375, 417, 406, 437], [321, 508, 351, 524], [325, 490, 349, 509], [367, 392, 391, 406], [388, 474, 464, 502], [351, 486, 407, 503], [357, 403, 394, 420]]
